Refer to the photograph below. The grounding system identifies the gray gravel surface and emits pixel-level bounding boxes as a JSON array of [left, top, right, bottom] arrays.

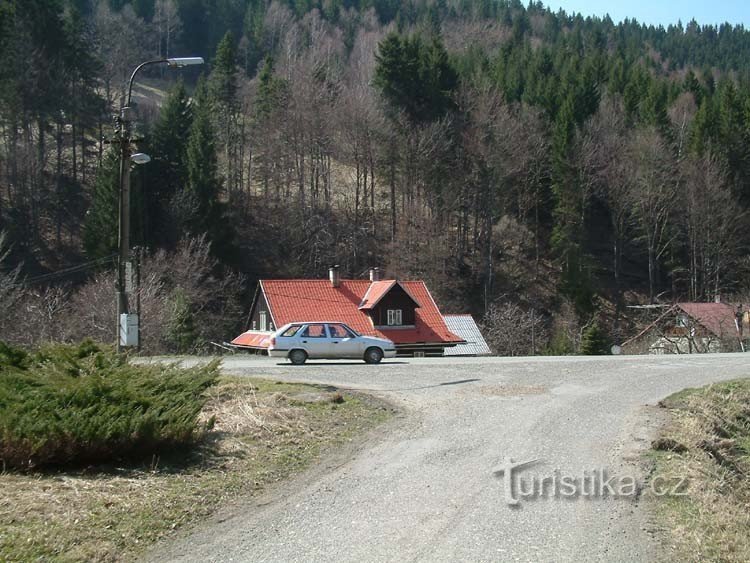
[[149, 353, 750, 563]]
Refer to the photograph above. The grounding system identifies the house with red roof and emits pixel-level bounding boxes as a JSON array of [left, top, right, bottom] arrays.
[[620, 301, 748, 354], [232, 267, 464, 356]]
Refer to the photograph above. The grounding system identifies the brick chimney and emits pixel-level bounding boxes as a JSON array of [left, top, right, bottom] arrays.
[[329, 265, 340, 288], [369, 267, 381, 282]]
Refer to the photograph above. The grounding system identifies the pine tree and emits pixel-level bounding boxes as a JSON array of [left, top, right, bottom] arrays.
[[642, 80, 671, 139], [210, 31, 238, 107], [209, 31, 239, 194], [581, 322, 610, 355], [83, 149, 120, 260], [683, 69, 703, 105], [374, 32, 457, 123], [550, 96, 593, 315], [179, 79, 237, 265], [146, 81, 193, 247], [550, 96, 579, 259], [689, 97, 717, 154], [241, 0, 265, 74], [255, 56, 286, 119], [166, 289, 198, 352], [183, 80, 221, 237]]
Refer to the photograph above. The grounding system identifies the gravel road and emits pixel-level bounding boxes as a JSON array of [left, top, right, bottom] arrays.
[[150, 353, 750, 563]]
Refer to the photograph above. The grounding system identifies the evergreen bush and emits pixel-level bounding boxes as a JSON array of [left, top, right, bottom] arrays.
[[0, 341, 219, 470], [580, 322, 610, 355]]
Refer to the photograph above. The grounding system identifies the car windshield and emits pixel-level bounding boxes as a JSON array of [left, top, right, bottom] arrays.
[[344, 324, 360, 336], [280, 325, 301, 337]]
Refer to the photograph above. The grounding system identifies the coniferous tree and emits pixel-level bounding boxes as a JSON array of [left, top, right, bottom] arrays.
[[241, 0, 265, 74], [166, 288, 198, 352], [147, 81, 193, 247], [683, 69, 703, 105], [209, 31, 240, 195], [551, 96, 593, 314], [179, 79, 237, 265], [580, 321, 610, 355], [255, 56, 286, 119], [182, 80, 221, 236], [374, 32, 457, 123], [83, 149, 120, 260]]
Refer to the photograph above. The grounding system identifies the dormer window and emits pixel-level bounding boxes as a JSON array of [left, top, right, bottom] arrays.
[[359, 280, 419, 328], [387, 309, 403, 326]]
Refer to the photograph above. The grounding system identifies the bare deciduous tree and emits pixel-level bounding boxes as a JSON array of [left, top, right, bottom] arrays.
[[153, 0, 182, 60], [0, 232, 23, 339], [627, 127, 678, 302], [481, 301, 547, 356], [579, 96, 633, 289], [681, 154, 744, 300]]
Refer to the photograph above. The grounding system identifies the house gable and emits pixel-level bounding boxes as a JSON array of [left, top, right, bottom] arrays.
[[620, 302, 746, 354], [367, 283, 419, 327], [248, 282, 276, 332]]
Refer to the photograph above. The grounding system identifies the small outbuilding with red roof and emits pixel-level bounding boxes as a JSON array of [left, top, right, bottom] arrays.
[[232, 267, 464, 356], [620, 300, 748, 354]]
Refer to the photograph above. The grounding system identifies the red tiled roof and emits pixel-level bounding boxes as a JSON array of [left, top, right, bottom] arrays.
[[359, 280, 396, 309], [359, 280, 419, 310], [258, 279, 463, 345], [677, 302, 740, 337]]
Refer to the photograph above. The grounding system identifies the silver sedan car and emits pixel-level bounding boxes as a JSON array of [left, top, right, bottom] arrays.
[[267, 322, 397, 364]]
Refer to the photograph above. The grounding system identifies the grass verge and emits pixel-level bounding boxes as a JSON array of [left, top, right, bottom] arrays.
[[0, 376, 394, 562], [646, 378, 750, 562]]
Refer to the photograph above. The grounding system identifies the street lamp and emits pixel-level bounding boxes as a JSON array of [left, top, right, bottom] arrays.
[[116, 56, 204, 351], [130, 153, 151, 165]]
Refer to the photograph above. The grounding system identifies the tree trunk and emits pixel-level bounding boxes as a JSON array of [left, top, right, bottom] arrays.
[[389, 158, 396, 241], [55, 119, 63, 247]]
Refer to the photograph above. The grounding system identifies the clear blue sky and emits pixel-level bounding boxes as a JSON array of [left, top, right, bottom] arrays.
[[545, 1, 750, 27]]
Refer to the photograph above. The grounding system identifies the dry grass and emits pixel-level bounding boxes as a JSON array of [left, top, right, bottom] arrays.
[[0, 377, 393, 562], [646, 378, 750, 563]]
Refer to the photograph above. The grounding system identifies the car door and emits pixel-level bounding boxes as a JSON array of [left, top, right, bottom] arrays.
[[297, 324, 329, 358], [326, 324, 363, 358]]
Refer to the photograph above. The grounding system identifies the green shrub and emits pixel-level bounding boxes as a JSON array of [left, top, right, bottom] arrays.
[[0, 341, 219, 470], [580, 322, 610, 355]]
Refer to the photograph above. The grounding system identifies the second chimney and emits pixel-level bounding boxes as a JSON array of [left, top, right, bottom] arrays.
[[329, 265, 340, 288], [369, 267, 381, 282]]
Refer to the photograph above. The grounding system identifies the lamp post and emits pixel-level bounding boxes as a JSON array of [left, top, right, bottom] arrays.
[[116, 57, 204, 351]]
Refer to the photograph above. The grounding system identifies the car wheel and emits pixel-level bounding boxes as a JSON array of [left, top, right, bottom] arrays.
[[364, 347, 383, 364], [289, 349, 307, 365]]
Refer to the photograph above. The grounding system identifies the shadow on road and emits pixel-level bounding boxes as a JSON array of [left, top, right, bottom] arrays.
[[275, 361, 411, 366], [334, 378, 483, 393]]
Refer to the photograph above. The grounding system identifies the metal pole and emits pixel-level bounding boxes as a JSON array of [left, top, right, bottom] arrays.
[[116, 107, 131, 352], [115, 57, 203, 351], [116, 61, 162, 351]]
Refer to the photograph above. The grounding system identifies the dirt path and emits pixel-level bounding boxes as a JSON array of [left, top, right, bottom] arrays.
[[149, 354, 749, 562]]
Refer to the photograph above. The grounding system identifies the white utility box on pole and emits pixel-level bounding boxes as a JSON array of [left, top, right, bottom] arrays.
[[119, 313, 139, 347]]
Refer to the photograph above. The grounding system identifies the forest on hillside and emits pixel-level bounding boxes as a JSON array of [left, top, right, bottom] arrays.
[[1, 0, 750, 354]]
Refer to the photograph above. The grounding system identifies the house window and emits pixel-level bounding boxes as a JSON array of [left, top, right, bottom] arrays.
[[387, 309, 403, 326], [260, 311, 267, 331]]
